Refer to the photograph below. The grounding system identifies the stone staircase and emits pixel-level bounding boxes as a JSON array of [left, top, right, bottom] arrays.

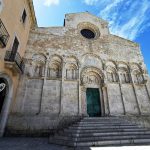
[[49, 117, 150, 147]]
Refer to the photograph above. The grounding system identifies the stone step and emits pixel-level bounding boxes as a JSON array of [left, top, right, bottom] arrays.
[[49, 117, 150, 147], [76, 138, 150, 147], [82, 118, 128, 121], [83, 117, 122, 119], [55, 134, 150, 142], [78, 121, 131, 124], [59, 131, 150, 137], [80, 120, 130, 123], [64, 128, 148, 133], [73, 123, 137, 127], [69, 125, 141, 130], [49, 138, 150, 147]]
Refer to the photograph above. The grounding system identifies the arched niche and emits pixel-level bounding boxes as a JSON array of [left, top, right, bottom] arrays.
[[105, 61, 118, 83], [65, 56, 79, 80], [32, 53, 46, 77], [47, 55, 62, 79], [130, 63, 144, 84], [117, 62, 130, 84], [65, 63, 78, 80], [106, 66, 118, 83]]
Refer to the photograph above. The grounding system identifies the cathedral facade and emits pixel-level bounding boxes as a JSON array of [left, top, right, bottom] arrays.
[[6, 12, 150, 135]]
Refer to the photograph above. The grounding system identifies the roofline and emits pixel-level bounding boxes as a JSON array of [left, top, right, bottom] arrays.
[[65, 12, 108, 24]]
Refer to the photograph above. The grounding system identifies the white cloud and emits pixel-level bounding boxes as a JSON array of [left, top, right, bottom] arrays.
[[44, 0, 59, 6], [97, 0, 150, 40], [84, 0, 98, 5]]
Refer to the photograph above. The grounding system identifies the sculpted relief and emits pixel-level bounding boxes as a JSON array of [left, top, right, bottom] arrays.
[[81, 67, 103, 87], [83, 74, 100, 85]]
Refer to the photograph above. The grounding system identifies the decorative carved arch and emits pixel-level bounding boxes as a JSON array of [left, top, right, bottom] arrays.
[[130, 63, 144, 84], [117, 61, 129, 71], [31, 53, 47, 77], [65, 55, 80, 66], [49, 54, 63, 62], [81, 67, 104, 86], [47, 55, 63, 79], [104, 60, 117, 70], [105, 61, 118, 83], [130, 63, 143, 73], [32, 53, 47, 64]]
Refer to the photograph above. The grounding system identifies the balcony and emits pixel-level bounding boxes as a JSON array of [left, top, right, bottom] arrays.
[[4, 51, 25, 74], [0, 19, 9, 48]]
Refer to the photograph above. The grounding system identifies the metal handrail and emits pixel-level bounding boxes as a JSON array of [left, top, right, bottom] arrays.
[[4, 51, 25, 73], [0, 19, 9, 48]]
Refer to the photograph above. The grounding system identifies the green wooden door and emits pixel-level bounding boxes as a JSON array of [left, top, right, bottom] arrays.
[[86, 88, 101, 117]]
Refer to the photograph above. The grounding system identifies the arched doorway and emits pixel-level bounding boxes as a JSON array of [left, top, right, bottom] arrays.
[[0, 78, 7, 114], [0, 74, 13, 137], [80, 67, 104, 117]]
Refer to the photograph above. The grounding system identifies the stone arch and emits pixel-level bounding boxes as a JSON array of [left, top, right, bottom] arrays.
[[31, 53, 46, 77], [47, 55, 62, 78], [130, 63, 144, 84], [0, 73, 13, 137], [105, 61, 118, 82], [104, 60, 117, 69], [49, 54, 63, 62], [81, 53, 103, 69], [65, 56, 79, 80], [65, 55, 80, 66], [118, 62, 130, 83], [80, 67, 105, 116], [130, 63, 143, 73], [65, 63, 78, 80], [81, 67, 104, 87], [117, 61, 129, 70]]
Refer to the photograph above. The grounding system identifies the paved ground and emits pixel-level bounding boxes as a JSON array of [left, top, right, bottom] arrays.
[[1, 137, 150, 150], [0, 137, 73, 150]]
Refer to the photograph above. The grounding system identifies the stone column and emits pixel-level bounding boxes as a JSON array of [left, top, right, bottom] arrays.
[[38, 58, 48, 114], [130, 72, 141, 115], [59, 61, 66, 115], [102, 86, 110, 116], [78, 65, 81, 115], [143, 74, 150, 103], [81, 86, 88, 116], [118, 72, 126, 115]]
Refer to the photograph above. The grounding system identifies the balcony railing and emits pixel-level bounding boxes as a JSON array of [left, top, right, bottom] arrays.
[[4, 51, 25, 73], [0, 19, 9, 48]]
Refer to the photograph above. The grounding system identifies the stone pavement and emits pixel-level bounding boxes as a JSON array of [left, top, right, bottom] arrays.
[[0, 137, 73, 150], [0, 137, 150, 150]]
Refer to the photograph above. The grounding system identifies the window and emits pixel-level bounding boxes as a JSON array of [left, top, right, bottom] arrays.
[[81, 29, 95, 39], [0, 19, 9, 48], [10, 37, 19, 60], [22, 9, 27, 23]]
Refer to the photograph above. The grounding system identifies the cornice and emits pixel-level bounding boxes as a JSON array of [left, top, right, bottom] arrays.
[[27, 0, 37, 27]]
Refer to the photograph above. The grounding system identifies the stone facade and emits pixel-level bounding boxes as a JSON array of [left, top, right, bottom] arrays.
[[6, 12, 150, 135]]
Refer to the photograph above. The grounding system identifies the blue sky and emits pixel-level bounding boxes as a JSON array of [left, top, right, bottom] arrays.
[[33, 0, 150, 74]]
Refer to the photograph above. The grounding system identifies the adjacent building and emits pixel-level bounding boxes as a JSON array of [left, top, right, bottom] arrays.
[[0, 0, 36, 136]]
